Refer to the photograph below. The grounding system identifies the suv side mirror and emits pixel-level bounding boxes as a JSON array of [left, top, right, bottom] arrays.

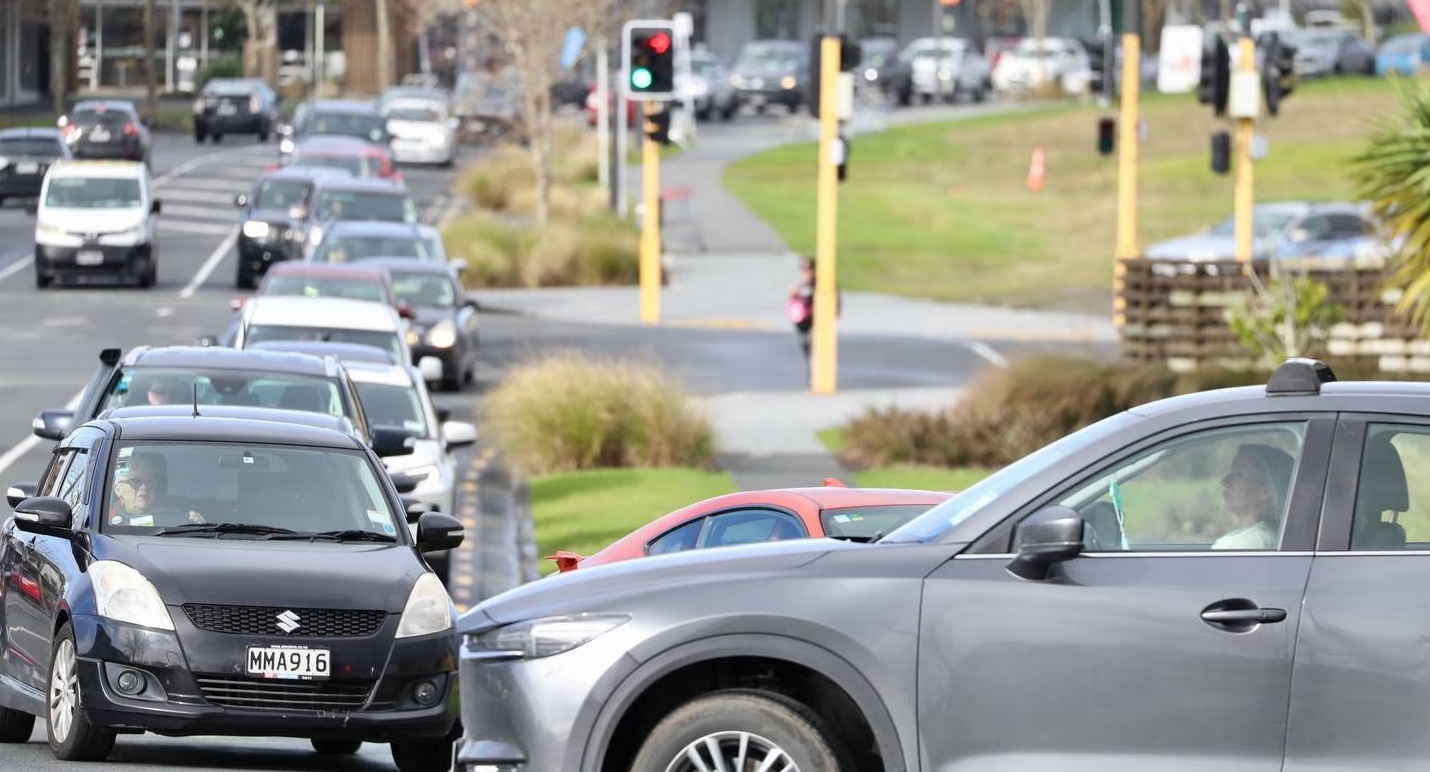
[[390, 471, 420, 494], [151, 199, 162, 214], [416, 511, 465, 552], [373, 427, 416, 458], [441, 420, 477, 449], [13, 496, 74, 534], [32, 409, 75, 441], [1007, 505, 1085, 581], [401, 496, 435, 524], [6, 482, 37, 509], [234, 193, 248, 208]]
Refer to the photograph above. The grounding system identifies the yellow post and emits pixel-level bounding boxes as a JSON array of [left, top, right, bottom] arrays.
[[1234, 35, 1257, 270], [639, 101, 661, 324], [810, 35, 841, 395], [1112, 30, 1141, 330]]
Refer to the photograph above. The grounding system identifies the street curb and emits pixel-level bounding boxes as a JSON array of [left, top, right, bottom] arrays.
[[448, 446, 538, 614]]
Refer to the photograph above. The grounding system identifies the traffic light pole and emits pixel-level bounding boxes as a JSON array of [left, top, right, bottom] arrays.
[[1234, 32, 1256, 267], [640, 100, 662, 324], [1111, 0, 1140, 328], [810, 31, 842, 395]]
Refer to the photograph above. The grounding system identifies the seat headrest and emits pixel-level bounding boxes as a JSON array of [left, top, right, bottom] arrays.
[[1358, 435, 1409, 517]]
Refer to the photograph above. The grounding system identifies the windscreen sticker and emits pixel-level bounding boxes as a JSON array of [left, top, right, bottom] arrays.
[[832, 514, 850, 523], [381, 522, 396, 535], [116, 374, 132, 394], [110, 514, 124, 525], [118, 447, 134, 458], [128, 515, 154, 527], [366, 509, 387, 525]]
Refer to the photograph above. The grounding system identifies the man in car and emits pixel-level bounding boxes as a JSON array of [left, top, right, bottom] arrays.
[[109, 452, 206, 527]]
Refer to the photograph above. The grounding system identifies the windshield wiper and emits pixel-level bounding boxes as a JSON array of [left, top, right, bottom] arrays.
[[153, 523, 298, 538], [270, 529, 398, 543]]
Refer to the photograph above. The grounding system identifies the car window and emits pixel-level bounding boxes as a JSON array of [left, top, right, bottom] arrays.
[[45, 177, 142, 209], [313, 191, 416, 223], [647, 518, 705, 556], [101, 368, 345, 417], [244, 324, 405, 365], [390, 273, 456, 307], [1298, 216, 1333, 240], [0, 137, 63, 156], [1051, 422, 1307, 552], [1351, 423, 1430, 550], [354, 382, 430, 438], [701, 508, 805, 548], [252, 179, 311, 210], [292, 155, 369, 178], [101, 441, 400, 536], [261, 275, 388, 303], [820, 504, 936, 541], [298, 111, 386, 143], [1327, 214, 1372, 238], [37, 447, 75, 499], [386, 106, 443, 122], [314, 234, 430, 263]]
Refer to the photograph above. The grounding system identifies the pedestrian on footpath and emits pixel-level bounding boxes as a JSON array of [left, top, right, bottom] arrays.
[[787, 256, 839, 376]]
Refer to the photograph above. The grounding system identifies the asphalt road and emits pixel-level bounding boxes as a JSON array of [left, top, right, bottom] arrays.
[[0, 103, 1112, 770]]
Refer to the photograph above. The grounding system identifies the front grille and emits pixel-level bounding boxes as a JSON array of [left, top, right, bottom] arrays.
[[196, 676, 374, 712], [183, 604, 387, 638]]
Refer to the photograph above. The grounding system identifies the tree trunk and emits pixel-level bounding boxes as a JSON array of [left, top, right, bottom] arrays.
[[376, 0, 393, 91], [1355, 0, 1377, 44], [241, 5, 259, 76], [144, 0, 157, 122], [49, 0, 65, 115]]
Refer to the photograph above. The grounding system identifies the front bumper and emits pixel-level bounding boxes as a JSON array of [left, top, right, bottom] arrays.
[[71, 610, 458, 741], [454, 623, 637, 772], [237, 234, 300, 278], [36, 242, 151, 277]]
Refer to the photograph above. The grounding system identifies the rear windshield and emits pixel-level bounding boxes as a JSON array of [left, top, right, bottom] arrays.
[[313, 190, 417, 223], [292, 155, 370, 178], [244, 324, 405, 365], [312, 235, 431, 263], [0, 137, 62, 156], [100, 368, 344, 416], [204, 80, 257, 97], [44, 177, 142, 208], [261, 275, 388, 303], [72, 108, 130, 127], [298, 110, 386, 143]]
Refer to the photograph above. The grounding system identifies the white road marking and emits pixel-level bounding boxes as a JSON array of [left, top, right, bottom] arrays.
[[160, 190, 244, 205], [0, 254, 33, 283], [158, 220, 234, 236], [0, 389, 85, 478], [155, 307, 173, 317], [177, 227, 239, 299], [966, 341, 1010, 369], [164, 177, 253, 192], [159, 204, 234, 220]]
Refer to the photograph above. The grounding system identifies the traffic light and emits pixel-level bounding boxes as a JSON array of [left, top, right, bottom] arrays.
[[806, 33, 862, 119], [1086, 36, 1115, 101], [1097, 116, 1115, 156], [1197, 35, 1231, 117], [622, 21, 676, 99], [1211, 131, 1231, 174], [1261, 32, 1296, 117], [644, 106, 672, 145]]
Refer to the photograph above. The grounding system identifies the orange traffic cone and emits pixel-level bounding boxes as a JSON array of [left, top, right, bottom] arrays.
[[1027, 145, 1046, 193]]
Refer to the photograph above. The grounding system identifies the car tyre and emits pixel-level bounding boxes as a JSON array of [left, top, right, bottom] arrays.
[[35, 267, 51, 289], [0, 705, 35, 742], [194, 128, 206, 143], [391, 738, 453, 772], [311, 738, 362, 754], [212, 133, 223, 143], [630, 689, 853, 772], [47, 622, 116, 762], [140, 260, 156, 289]]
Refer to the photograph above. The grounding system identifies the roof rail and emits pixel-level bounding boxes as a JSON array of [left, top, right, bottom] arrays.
[[1267, 357, 1337, 396]]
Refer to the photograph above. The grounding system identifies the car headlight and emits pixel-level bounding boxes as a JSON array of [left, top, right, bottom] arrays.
[[308, 226, 324, 245], [864, 68, 878, 81], [396, 572, 455, 639], [466, 614, 629, 659], [36, 221, 67, 238], [90, 561, 174, 631], [242, 220, 270, 239], [425, 320, 457, 348], [781, 75, 797, 89], [279, 138, 294, 154]]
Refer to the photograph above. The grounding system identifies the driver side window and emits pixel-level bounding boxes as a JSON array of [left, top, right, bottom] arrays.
[[1054, 422, 1307, 552]]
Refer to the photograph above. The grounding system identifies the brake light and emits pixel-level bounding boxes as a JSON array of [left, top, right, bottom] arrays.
[[123, 122, 138, 137]]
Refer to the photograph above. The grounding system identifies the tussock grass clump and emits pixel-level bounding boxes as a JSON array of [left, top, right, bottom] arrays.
[[483, 352, 715, 475], [441, 212, 638, 289]]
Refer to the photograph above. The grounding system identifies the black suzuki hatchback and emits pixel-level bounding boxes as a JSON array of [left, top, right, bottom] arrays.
[[0, 410, 465, 770]]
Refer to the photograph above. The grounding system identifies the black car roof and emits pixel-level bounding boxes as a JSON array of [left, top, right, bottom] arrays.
[[0, 127, 63, 139], [99, 414, 365, 448], [357, 257, 451, 275], [122, 346, 341, 377]]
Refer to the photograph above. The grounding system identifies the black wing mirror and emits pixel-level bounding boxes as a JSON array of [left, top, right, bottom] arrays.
[[1007, 505, 1085, 581], [151, 199, 162, 214], [234, 193, 248, 208], [401, 495, 436, 524], [390, 471, 420, 494], [13, 496, 74, 534], [6, 482, 37, 509], [372, 427, 416, 458], [415, 511, 464, 552], [32, 409, 75, 441]]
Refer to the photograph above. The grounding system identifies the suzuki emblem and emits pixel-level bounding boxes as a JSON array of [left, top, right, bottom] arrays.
[[275, 610, 301, 634]]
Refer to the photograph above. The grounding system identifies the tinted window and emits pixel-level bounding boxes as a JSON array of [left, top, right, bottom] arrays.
[[204, 80, 257, 97], [102, 441, 399, 536], [253, 179, 311, 210], [244, 324, 405, 365], [355, 382, 430, 438], [313, 191, 417, 223], [820, 504, 935, 540], [72, 107, 131, 128], [261, 275, 388, 303], [647, 518, 704, 556], [298, 110, 386, 143], [313, 234, 430, 263], [0, 137, 62, 156], [390, 273, 456, 307], [703, 509, 805, 547], [101, 368, 344, 417], [45, 177, 142, 208]]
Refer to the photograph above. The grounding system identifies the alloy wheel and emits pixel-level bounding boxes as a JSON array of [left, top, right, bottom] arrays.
[[48, 638, 78, 744], [663, 730, 797, 772]]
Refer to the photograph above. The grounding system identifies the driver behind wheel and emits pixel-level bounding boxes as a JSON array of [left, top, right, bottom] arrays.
[[110, 451, 205, 527]]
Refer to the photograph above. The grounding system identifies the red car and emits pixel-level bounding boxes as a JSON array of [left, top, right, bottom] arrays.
[[551, 481, 954, 572]]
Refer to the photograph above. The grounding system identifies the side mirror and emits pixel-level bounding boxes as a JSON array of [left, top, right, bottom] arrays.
[[415, 511, 465, 552], [417, 357, 443, 383], [24, 201, 37, 215], [1006, 506, 1085, 581], [12, 496, 74, 534], [390, 471, 420, 494], [441, 420, 477, 448], [197, 335, 220, 347], [234, 193, 248, 208], [402, 496, 435, 524], [448, 258, 467, 275], [31, 409, 75, 441], [150, 199, 162, 214], [373, 427, 416, 458], [548, 550, 583, 573], [6, 482, 37, 510], [435, 407, 451, 423], [396, 303, 414, 320]]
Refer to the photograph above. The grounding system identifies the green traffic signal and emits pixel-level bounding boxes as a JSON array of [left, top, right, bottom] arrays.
[[631, 68, 653, 90]]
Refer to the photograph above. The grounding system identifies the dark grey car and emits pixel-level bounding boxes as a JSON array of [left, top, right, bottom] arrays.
[[455, 357, 1430, 771]]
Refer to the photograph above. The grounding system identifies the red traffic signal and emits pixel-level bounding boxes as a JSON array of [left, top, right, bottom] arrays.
[[648, 32, 671, 54]]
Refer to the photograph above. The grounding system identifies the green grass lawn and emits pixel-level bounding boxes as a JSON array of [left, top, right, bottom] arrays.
[[818, 426, 995, 491], [724, 76, 1414, 314], [530, 467, 736, 576]]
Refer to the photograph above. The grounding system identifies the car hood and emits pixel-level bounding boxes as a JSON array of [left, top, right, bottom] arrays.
[[462, 537, 872, 629], [40, 208, 145, 233], [120, 537, 420, 612]]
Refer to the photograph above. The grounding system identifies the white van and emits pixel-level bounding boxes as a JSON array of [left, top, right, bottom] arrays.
[[31, 159, 161, 289]]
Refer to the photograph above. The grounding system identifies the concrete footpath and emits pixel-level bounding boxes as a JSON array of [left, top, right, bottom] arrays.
[[474, 103, 1119, 492]]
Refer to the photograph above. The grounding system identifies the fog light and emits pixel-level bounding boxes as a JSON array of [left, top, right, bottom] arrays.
[[413, 679, 439, 705], [116, 669, 144, 695]]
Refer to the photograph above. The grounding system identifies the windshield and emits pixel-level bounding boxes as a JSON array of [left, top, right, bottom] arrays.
[[313, 234, 431, 263], [102, 441, 399, 537], [205, 80, 257, 97], [821, 504, 938, 540], [291, 155, 369, 178], [1210, 211, 1297, 238], [0, 137, 62, 156], [390, 273, 456, 308], [313, 191, 417, 223], [261, 275, 388, 303], [245, 324, 405, 365], [72, 108, 129, 128], [101, 368, 344, 416], [44, 177, 141, 208], [882, 411, 1142, 543], [355, 382, 430, 438], [252, 179, 311, 210], [298, 111, 387, 143], [386, 106, 443, 122], [736, 45, 805, 71]]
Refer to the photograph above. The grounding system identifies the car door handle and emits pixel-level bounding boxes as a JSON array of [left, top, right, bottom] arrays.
[[1201, 608, 1287, 625]]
